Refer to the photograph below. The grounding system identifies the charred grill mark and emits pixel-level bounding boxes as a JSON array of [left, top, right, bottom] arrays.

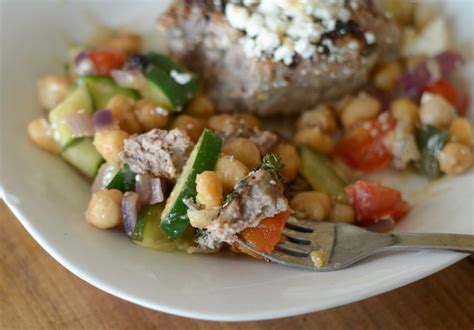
[[322, 20, 365, 41]]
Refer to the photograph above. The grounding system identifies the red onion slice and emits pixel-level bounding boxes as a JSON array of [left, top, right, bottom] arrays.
[[435, 51, 465, 77], [400, 50, 465, 97], [75, 51, 95, 76], [135, 174, 152, 206], [92, 163, 120, 193], [111, 69, 147, 90], [93, 109, 115, 130], [150, 178, 165, 204], [122, 191, 139, 237], [74, 51, 88, 64], [64, 112, 95, 137]]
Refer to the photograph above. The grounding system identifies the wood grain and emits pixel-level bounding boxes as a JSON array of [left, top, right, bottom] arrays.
[[1, 200, 473, 330]]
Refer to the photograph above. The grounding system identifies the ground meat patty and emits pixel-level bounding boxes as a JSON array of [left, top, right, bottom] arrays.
[[120, 129, 193, 179], [197, 168, 289, 249], [158, 0, 400, 116]]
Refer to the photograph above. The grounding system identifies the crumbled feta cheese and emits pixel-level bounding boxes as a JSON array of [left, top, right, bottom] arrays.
[[273, 38, 295, 65], [225, 4, 249, 30], [243, 0, 258, 6], [386, 124, 421, 169], [246, 13, 265, 37], [256, 29, 280, 54], [76, 58, 94, 76], [224, 0, 351, 65], [170, 70, 192, 85], [364, 32, 376, 45], [295, 39, 317, 59]]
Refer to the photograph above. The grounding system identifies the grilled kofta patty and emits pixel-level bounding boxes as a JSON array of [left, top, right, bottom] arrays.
[[158, 0, 400, 116]]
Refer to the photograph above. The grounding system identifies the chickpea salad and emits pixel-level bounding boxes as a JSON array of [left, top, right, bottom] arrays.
[[28, 1, 473, 258]]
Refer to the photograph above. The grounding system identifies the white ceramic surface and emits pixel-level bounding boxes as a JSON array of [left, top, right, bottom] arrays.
[[1, 0, 473, 322]]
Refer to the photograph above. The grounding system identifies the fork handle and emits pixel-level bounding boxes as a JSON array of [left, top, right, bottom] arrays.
[[391, 233, 474, 253]]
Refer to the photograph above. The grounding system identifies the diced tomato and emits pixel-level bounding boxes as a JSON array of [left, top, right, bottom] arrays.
[[425, 80, 469, 116], [236, 211, 290, 256], [334, 116, 396, 172], [89, 50, 125, 76], [345, 180, 409, 225]]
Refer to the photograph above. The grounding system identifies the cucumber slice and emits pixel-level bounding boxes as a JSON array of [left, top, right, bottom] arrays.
[[415, 125, 449, 178], [141, 65, 189, 110], [106, 164, 136, 193], [48, 85, 93, 149], [61, 138, 104, 178], [80, 76, 139, 110], [160, 129, 222, 239], [298, 145, 348, 203], [133, 203, 191, 252], [146, 52, 198, 100]]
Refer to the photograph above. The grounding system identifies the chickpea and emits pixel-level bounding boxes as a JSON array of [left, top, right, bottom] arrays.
[[185, 95, 215, 118], [390, 98, 419, 131], [27, 117, 60, 154], [237, 113, 260, 129], [437, 142, 473, 176], [86, 189, 123, 229], [133, 99, 169, 131], [297, 104, 338, 134], [214, 155, 249, 193], [207, 114, 234, 131], [449, 118, 473, 146], [419, 93, 456, 128], [196, 171, 223, 208], [222, 138, 261, 169], [341, 93, 381, 129], [107, 95, 141, 134], [372, 62, 402, 92], [272, 143, 300, 182], [171, 114, 205, 143], [94, 129, 129, 163], [294, 128, 334, 155], [103, 30, 142, 55], [328, 203, 355, 224], [187, 208, 218, 229], [37, 75, 71, 110], [290, 191, 332, 221]]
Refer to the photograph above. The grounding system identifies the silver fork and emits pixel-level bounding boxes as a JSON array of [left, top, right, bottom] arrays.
[[235, 216, 474, 271]]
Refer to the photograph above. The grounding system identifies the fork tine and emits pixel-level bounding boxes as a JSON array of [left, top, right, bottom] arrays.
[[282, 229, 311, 245], [276, 242, 312, 256], [285, 219, 314, 233]]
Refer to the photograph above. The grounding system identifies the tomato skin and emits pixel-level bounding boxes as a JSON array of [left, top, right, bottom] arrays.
[[345, 180, 408, 225], [89, 50, 125, 76], [425, 80, 469, 116], [237, 211, 290, 255], [334, 117, 396, 172]]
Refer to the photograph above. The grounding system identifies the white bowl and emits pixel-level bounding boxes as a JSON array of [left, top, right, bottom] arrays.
[[1, 0, 473, 322]]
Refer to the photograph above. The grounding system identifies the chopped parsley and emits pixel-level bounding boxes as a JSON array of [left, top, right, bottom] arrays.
[[254, 153, 284, 172]]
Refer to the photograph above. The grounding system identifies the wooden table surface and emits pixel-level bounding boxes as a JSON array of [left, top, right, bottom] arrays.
[[1, 200, 473, 330]]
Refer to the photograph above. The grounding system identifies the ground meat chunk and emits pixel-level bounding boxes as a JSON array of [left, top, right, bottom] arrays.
[[216, 118, 278, 154], [120, 129, 193, 179], [197, 168, 289, 249]]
